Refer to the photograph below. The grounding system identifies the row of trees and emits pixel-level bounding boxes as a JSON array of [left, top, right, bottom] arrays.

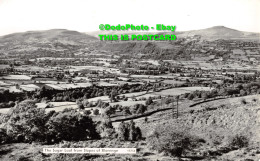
[[183, 82, 260, 101], [0, 100, 99, 144], [0, 99, 143, 144], [0, 83, 154, 104]]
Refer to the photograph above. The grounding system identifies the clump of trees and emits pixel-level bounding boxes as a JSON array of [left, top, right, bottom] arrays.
[[131, 104, 147, 114], [147, 126, 202, 157], [182, 82, 260, 101], [0, 83, 155, 104], [145, 97, 153, 106], [0, 101, 16, 109], [97, 119, 117, 139], [0, 100, 99, 144], [117, 120, 142, 141], [0, 90, 24, 103], [227, 134, 249, 149], [103, 106, 116, 118], [96, 119, 142, 142]]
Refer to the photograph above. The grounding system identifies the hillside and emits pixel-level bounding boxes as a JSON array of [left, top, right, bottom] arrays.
[[0, 95, 259, 160], [0, 29, 98, 44], [0, 26, 259, 60], [0, 29, 99, 58], [87, 26, 260, 41], [175, 26, 260, 40]]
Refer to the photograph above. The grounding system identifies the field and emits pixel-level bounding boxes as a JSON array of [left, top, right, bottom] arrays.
[[0, 108, 10, 114], [37, 101, 78, 113], [109, 100, 145, 106], [8, 86, 22, 93], [135, 93, 158, 99], [162, 79, 186, 85], [119, 91, 147, 98], [68, 66, 120, 74], [31, 57, 74, 61], [87, 96, 110, 102], [130, 74, 176, 79], [15, 66, 52, 72], [154, 86, 213, 96], [19, 84, 40, 91], [0, 75, 31, 80], [140, 60, 160, 65], [0, 65, 9, 69], [45, 83, 92, 90], [0, 101, 79, 114], [97, 81, 119, 87], [0, 81, 11, 86]]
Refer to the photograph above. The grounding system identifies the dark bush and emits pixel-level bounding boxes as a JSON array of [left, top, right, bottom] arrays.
[[0, 128, 9, 144], [228, 135, 249, 149], [1, 100, 99, 144], [97, 119, 116, 139], [241, 98, 247, 105], [147, 128, 201, 157], [145, 97, 153, 106], [93, 109, 99, 115], [46, 109, 100, 143], [117, 120, 142, 141]]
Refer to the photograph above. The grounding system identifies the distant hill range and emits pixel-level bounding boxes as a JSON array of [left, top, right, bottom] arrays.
[[87, 26, 260, 41], [0, 29, 98, 44], [0, 26, 259, 43], [0, 26, 259, 60], [175, 26, 260, 40]]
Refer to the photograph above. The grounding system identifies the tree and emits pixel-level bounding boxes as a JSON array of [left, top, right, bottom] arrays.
[[145, 97, 153, 106], [123, 107, 132, 116], [4, 100, 47, 143], [78, 103, 85, 110], [104, 106, 115, 118], [187, 93, 194, 100], [97, 119, 116, 139], [2, 100, 100, 144], [240, 89, 247, 96], [117, 121, 129, 141], [46, 109, 99, 143], [135, 127, 142, 140], [82, 99, 89, 107], [129, 120, 136, 141], [136, 104, 147, 114], [84, 110, 92, 115], [144, 117, 148, 123], [201, 92, 209, 100], [93, 109, 99, 115], [109, 89, 117, 103], [147, 129, 196, 157], [128, 120, 142, 141]]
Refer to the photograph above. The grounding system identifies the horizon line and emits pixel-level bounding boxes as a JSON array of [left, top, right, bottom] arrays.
[[1, 25, 260, 37]]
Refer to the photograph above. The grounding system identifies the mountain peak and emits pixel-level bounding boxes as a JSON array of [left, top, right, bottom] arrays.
[[177, 26, 260, 40], [211, 26, 226, 28], [208, 26, 235, 31]]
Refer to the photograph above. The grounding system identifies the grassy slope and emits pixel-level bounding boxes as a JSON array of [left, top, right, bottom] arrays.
[[0, 95, 260, 160]]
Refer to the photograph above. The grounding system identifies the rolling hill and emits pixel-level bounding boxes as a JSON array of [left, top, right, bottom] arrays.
[[0, 26, 259, 60], [86, 26, 260, 40], [0, 29, 99, 57], [175, 26, 260, 40], [0, 29, 98, 44]]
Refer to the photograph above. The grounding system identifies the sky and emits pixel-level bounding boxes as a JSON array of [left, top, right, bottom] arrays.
[[0, 0, 259, 36]]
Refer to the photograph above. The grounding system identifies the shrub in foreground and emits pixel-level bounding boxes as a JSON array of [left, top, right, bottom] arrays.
[[1, 100, 99, 144], [46, 110, 100, 143], [227, 134, 249, 149], [147, 128, 202, 157]]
